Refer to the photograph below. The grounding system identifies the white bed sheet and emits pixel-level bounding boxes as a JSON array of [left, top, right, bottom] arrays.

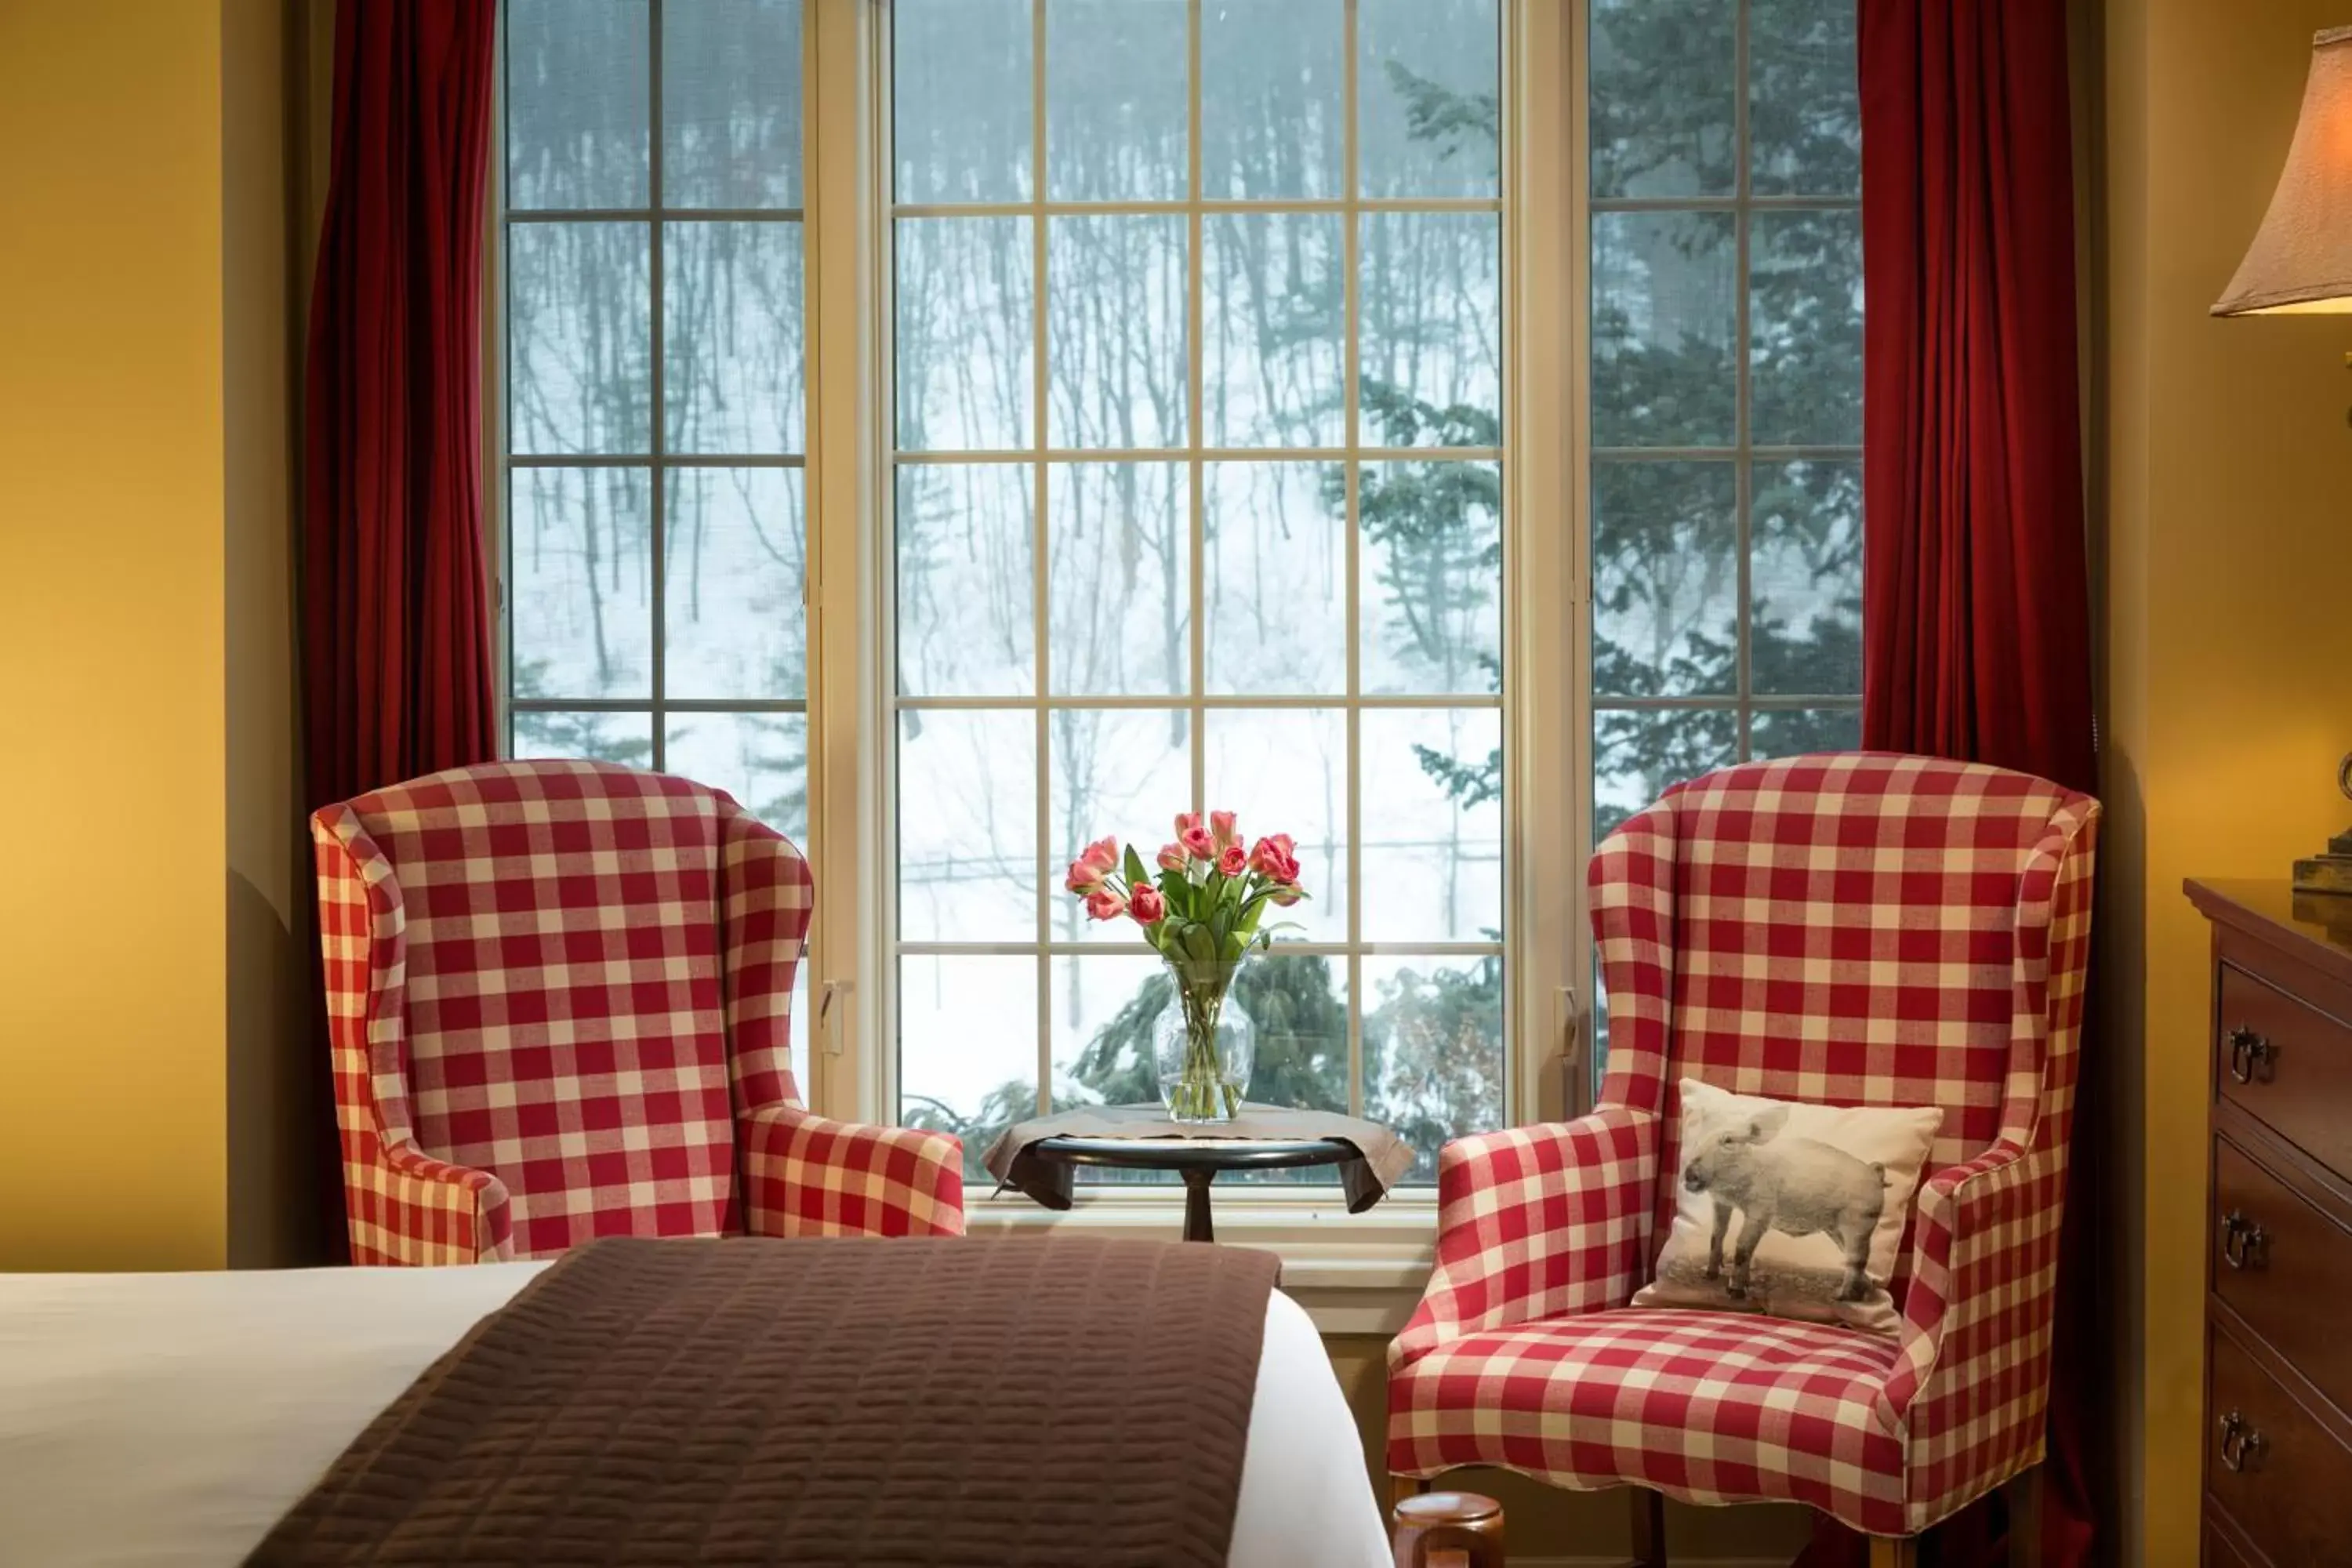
[[0, 1263, 1386, 1568]]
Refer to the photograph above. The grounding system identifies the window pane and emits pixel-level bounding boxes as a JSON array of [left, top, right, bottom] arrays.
[[1045, 0, 1187, 202], [1201, 0, 1342, 201], [1203, 212, 1344, 449], [1049, 953, 1164, 1108], [1360, 708, 1502, 942], [1358, 0, 1499, 199], [1360, 458, 1501, 696], [896, 463, 1034, 699], [1047, 215, 1187, 450], [1588, 0, 1734, 199], [1592, 706, 1737, 843], [1750, 209, 1863, 448], [512, 710, 654, 769], [663, 467, 804, 701], [506, 0, 648, 211], [1591, 211, 1735, 448], [1592, 459, 1737, 699], [1204, 462, 1345, 695], [510, 467, 652, 700], [897, 710, 1036, 942], [1751, 459, 1861, 697], [1362, 954, 1504, 1183], [895, 217, 1034, 452], [898, 955, 1037, 1180], [1751, 706, 1861, 760], [662, 0, 801, 209], [666, 711, 808, 845], [1359, 213, 1501, 448], [1206, 708, 1346, 943], [1047, 463, 1189, 697], [509, 223, 652, 456], [1750, 0, 1860, 196], [1244, 953, 1352, 1119], [1048, 707, 1188, 946], [665, 220, 804, 455], [893, 0, 1033, 204]]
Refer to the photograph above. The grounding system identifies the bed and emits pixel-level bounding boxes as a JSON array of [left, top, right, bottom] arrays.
[[0, 1261, 1388, 1567]]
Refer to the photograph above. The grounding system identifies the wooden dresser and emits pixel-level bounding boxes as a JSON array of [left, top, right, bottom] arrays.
[[2187, 880, 2352, 1565]]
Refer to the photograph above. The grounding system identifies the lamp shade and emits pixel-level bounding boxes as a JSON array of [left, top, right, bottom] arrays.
[[2215, 26, 2352, 316]]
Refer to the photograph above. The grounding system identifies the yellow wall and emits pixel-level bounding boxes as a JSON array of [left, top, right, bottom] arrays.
[[0, 0, 305, 1269], [2100, 2, 2352, 1559]]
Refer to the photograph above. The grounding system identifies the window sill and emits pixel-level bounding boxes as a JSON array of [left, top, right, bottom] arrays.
[[961, 1188, 1437, 1337]]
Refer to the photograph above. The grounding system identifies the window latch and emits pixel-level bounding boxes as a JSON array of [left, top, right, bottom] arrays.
[[818, 979, 853, 1058]]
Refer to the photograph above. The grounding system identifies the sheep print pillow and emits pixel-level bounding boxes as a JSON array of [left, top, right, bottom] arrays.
[[1632, 1079, 1944, 1335]]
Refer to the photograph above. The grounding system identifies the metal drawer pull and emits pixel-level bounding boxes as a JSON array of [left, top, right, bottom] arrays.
[[2227, 1026, 2276, 1085], [2217, 1409, 2268, 1472], [2220, 1210, 2268, 1269]]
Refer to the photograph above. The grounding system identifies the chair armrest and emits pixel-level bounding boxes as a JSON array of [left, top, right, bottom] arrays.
[[344, 1143, 512, 1265], [741, 1105, 966, 1238], [1390, 1105, 1658, 1368], [1879, 1137, 2063, 1524]]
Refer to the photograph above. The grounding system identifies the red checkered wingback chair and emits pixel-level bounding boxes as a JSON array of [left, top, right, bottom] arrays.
[[311, 760, 964, 1265], [1387, 754, 2099, 1553]]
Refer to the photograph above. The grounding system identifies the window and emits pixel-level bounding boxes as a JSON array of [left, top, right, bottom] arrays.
[[1585, 0, 1863, 843], [884, 0, 1508, 1181], [490, 0, 1865, 1186], [1581, 0, 1863, 1082], [499, 0, 814, 1075]]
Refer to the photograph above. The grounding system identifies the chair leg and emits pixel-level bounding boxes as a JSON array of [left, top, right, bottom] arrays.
[[1627, 1486, 1665, 1568], [2005, 1462, 2045, 1568], [1867, 1537, 1920, 1568]]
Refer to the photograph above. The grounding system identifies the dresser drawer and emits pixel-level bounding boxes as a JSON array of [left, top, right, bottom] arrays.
[[2212, 1138, 2352, 1419], [2216, 964, 2352, 1181], [2205, 1520, 2259, 1568], [2206, 1327, 2352, 1560]]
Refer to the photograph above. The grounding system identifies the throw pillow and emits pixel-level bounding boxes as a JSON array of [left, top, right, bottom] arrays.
[[1632, 1079, 1944, 1334]]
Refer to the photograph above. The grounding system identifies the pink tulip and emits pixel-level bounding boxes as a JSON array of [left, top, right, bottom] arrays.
[[1218, 843, 1247, 878], [1210, 810, 1240, 851], [1065, 836, 1120, 894], [1174, 811, 1215, 860], [1156, 841, 1188, 873], [1249, 833, 1301, 885], [1128, 883, 1166, 924], [1084, 887, 1128, 922], [1265, 883, 1305, 906]]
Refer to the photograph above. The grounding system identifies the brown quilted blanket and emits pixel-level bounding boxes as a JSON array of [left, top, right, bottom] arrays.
[[249, 1234, 1280, 1567]]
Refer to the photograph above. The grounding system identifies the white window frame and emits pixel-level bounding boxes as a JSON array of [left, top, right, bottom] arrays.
[[807, 0, 1586, 1239]]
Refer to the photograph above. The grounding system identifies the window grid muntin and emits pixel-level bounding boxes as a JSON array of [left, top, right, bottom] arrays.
[[502, 0, 811, 764], [1586, 0, 1862, 758], [885, 0, 1508, 1136]]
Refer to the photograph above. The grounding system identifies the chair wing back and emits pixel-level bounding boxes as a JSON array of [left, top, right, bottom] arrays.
[[313, 759, 809, 1258], [1592, 753, 2099, 1281]]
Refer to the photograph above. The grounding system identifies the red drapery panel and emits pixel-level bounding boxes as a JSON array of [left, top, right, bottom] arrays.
[[1839, 2, 2100, 1565], [302, 0, 499, 814]]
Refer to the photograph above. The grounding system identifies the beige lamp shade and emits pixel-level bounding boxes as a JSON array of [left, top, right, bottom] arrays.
[[2216, 26, 2352, 315]]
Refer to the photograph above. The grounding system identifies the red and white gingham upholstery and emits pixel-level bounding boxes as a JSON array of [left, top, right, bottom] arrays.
[[313, 760, 963, 1264], [1388, 753, 2098, 1538]]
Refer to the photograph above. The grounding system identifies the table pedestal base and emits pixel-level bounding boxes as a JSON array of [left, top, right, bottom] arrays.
[[1181, 1167, 1216, 1243]]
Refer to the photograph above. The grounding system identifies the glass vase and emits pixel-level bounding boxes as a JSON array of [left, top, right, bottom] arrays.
[[1152, 957, 1255, 1123]]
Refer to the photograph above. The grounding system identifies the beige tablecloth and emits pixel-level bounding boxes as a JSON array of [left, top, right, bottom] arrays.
[[981, 1104, 1414, 1215]]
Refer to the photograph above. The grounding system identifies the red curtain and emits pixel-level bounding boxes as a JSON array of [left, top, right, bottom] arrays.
[[302, 0, 500, 815], [1831, 2, 2100, 1566]]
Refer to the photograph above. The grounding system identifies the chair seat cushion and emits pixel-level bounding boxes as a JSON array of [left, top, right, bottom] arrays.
[[1390, 1308, 1909, 1530]]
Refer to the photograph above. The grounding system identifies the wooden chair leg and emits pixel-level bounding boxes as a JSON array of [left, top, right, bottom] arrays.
[[1391, 1490, 1504, 1568], [1627, 1486, 1665, 1568], [2005, 1462, 2045, 1568], [1867, 1537, 1920, 1568]]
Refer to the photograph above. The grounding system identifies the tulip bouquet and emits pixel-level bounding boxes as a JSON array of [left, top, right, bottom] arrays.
[[1064, 811, 1307, 1123]]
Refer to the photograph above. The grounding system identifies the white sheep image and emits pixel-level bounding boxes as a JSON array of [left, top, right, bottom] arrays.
[[1679, 1102, 1889, 1303]]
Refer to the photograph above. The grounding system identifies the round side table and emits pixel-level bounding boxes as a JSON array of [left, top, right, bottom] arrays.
[[1022, 1134, 1356, 1242]]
